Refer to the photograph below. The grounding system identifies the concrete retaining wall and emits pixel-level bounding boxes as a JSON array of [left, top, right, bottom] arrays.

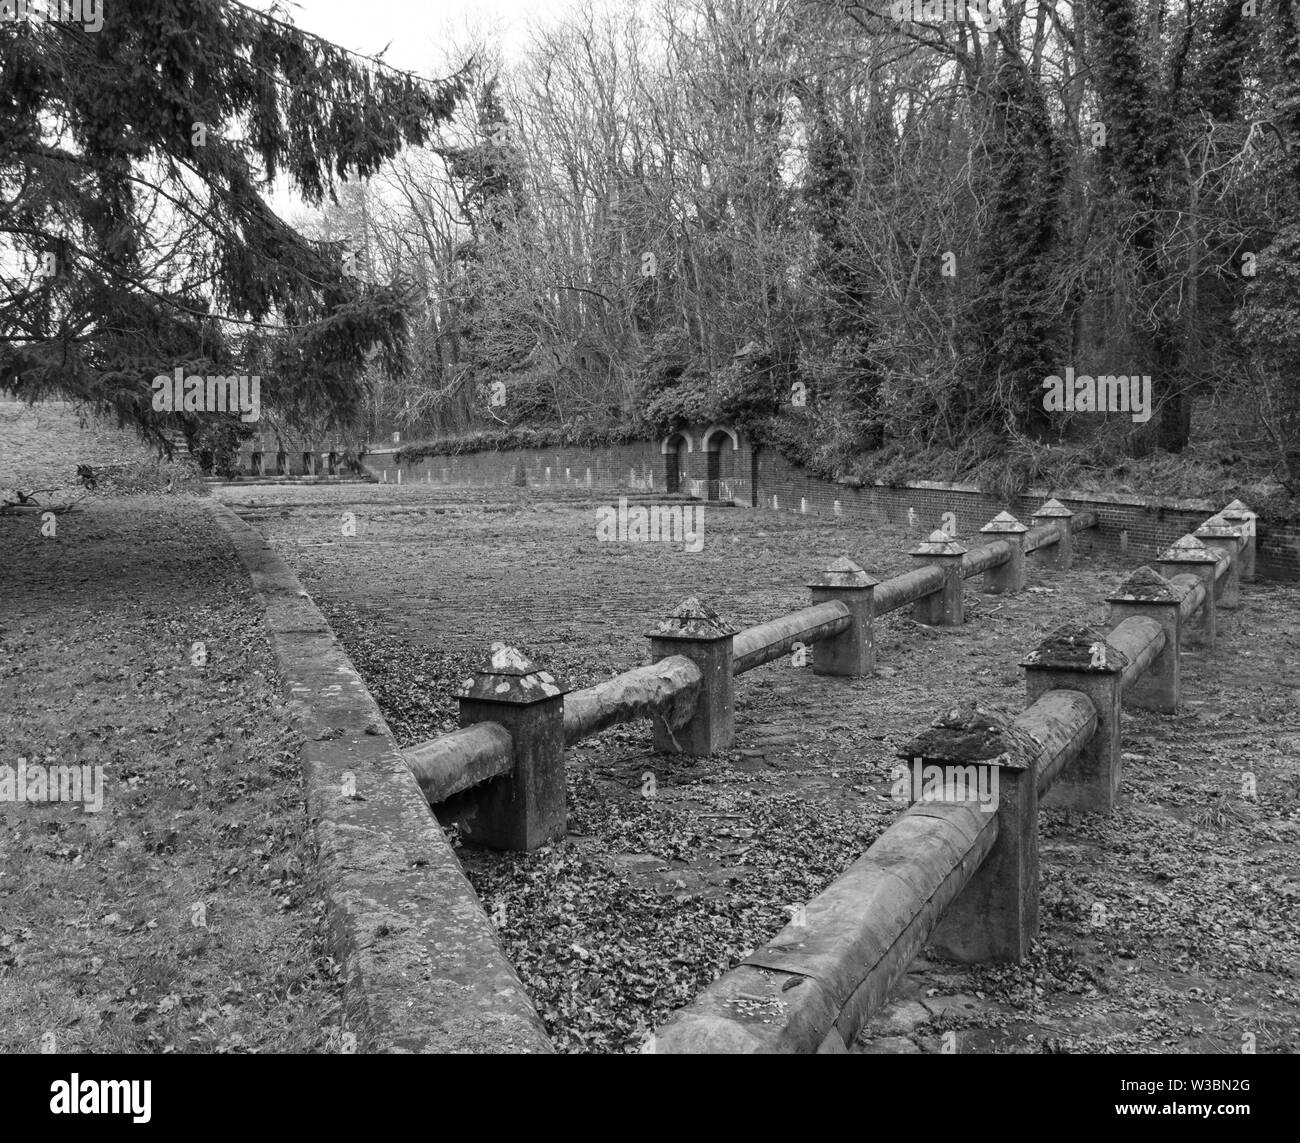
[[206, 501, 553, 1054]]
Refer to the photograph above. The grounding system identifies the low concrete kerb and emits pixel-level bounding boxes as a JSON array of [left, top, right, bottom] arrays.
[[204, 500, 552, 1054]]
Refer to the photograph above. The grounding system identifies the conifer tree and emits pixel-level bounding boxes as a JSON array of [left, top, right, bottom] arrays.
[[0, 0, 465, 445]]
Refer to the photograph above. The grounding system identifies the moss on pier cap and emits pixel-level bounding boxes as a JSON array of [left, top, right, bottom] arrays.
[[898, 701, 1034, 769], [456, 642, 568, 703], [1108, 565, 1182, 603], [648, 596, 736, 641], [1218, 502, 1256, 535], [1032, 498, 1074, 517], [1194, 514, 1244, 540], [807, 555, 879, 590], [980, 510, 1029, 534], [1020, 623, 1128, 673], [910, 530, 967, 556], [1157, 534, 1219, 563]]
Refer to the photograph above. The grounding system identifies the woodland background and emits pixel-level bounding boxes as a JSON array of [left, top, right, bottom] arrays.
[[4, 1, 1300, 503]]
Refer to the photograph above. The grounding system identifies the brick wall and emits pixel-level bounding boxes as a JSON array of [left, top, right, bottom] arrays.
[[364, 441, 663, 491], [362, 424, 760, 502], [359, 428, 1300, 580]]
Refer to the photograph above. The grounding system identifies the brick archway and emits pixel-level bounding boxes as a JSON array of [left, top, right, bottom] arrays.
[[701, 426, 737, 501], [660, 432, 692, 493]]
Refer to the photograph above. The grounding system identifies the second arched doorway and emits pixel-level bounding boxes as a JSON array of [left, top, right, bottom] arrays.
[[662, 432, 691, 493], [701, 425, 739, 501]]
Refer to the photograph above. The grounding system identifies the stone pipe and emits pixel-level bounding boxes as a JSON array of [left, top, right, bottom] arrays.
[[959, 540, 1011, 579], [563, 655, 702, 747], [1169, 573, 1208, 620], [1012, 689, 1099, 799], [1108, 615, 1167, 694], [731, 601, 851, 676], [872, 564, 946, 616], [403, 722, 514, 805], [654, 800, 997, 1054]]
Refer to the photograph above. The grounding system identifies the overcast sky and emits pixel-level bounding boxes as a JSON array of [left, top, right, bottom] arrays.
[[244, 0, 580, 215], [246, 0, 573, 74]]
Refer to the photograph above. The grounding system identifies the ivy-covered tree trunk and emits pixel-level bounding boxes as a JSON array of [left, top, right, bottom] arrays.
[[803, 90, 884, 446], [1236, 0, 1300, 487], [968, 55, 1067, 438], [1091, 0, 1187, 451]]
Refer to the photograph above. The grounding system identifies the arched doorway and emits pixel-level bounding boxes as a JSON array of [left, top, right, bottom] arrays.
[[661, 433, 691, 493], [702, 426, 739, 502]]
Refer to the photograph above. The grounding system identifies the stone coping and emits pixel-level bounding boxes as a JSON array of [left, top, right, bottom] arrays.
[[204, 500, 552, 1054], [833, 477, 1223, 512]]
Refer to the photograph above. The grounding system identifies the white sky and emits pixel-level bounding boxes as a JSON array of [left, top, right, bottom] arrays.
[[245, 0, 573, 74], [243, 0, 580, 216]]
